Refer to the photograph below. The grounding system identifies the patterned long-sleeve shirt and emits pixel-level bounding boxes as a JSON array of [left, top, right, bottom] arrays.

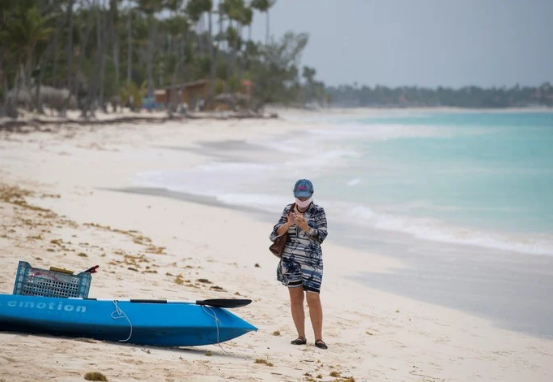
[[269, 203, 328, 265]]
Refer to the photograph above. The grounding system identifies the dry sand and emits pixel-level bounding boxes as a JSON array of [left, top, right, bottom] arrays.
[[0, 112, 552, 382]]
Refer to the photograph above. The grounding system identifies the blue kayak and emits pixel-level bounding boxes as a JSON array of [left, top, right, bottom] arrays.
[[0, 294, 257, 346]]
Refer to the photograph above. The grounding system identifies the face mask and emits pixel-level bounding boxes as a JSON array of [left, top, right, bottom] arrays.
[[295, 197, 312, 210]]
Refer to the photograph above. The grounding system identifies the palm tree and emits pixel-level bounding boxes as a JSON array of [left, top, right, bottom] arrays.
[[0, 2, 54, 112], [65, 0, 74, 98], [238, 6, 252, 82], [250, 0, 274, 45], [109, 0, 120, 95], [221, 0, 247, 93], [2, 5, 54, 85], [137, 0, 164, 96], [164, 14, 190, 112], [185, 0, 213, 100], [126, 2, 134, 86], [82, 1, 110, 117]]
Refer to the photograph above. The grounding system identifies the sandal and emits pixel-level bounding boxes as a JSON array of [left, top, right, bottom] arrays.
[[315, 339, 328, 349], [291, 336, 307, 345]]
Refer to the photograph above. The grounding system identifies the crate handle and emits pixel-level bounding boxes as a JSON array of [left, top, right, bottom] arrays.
[[84, 265, 99, 274]]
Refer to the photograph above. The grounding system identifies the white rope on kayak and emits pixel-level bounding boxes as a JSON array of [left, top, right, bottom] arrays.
[[201, 305, 227, 354], [111, 300, 133, 342]]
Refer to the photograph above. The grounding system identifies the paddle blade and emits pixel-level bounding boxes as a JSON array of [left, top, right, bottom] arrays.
[[196, 299, 252, 308]]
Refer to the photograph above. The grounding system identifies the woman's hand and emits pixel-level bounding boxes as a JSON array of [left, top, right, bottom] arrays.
[[295, 215, 310, 232], [277, 211, 296, 236], [286, 211, 296, 227]]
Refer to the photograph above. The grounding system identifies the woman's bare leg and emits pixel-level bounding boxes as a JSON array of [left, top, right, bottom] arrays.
[[306, 291, 323, 340], [288, 287, 306, 338]]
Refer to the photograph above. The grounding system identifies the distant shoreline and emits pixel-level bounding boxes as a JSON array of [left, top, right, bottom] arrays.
[[300, 105, 553, 113]]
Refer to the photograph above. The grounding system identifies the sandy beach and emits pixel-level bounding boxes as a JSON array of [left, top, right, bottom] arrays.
[[1, 113, 552, 382]]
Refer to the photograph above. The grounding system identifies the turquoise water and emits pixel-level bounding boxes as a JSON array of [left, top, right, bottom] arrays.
[[134, 110, 553, 256], [317, 112, 553, 234], [132, 110, 553, 336]]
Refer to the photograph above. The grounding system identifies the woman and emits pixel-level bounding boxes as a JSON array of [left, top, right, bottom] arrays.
[[269, 179, 329, 349]]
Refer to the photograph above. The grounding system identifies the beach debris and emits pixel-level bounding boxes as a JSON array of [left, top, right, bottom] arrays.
[[83, 372, 108, 381], [255, 263, 260, 268], [83, 223, 166, 255], [205, 351, 213, 357], [272, 331, 281, 336], [197, 278, 212, 284], [330, 371, 341, 377], [254, 358, 274, 367], [0, 185, 57, 214]]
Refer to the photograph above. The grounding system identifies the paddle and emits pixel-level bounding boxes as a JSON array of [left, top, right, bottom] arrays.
[[93, 298, 253, 309], [196, 299, 252, 308]]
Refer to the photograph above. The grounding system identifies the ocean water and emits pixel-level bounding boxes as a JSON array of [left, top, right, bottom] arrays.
[[135, 110, 553, 257], [131, 109, 553, 337]]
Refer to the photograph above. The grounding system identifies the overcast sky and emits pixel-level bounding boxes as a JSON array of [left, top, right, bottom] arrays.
[[248, 0, 553, 88]]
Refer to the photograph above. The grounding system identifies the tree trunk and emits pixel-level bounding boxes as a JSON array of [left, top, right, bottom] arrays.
[[168, 37, 182, 117], [35, 62, 44, 114], [73, 16, 94, 114], [127, 8, 132, 85], [0, 43, 6, 116], [181, 31, 187, 84], [208, 10, 215, 104], [232, 23, 241, 88], [63, 0, 74, 115], [4, 60, 19, 118], [110, 0, 120, 93], [26, 47, 33, 90], [99, 5, 110, 111], [99, 35, 107, 109], [113, 33, 120, 90], [145, 20, 157, 96], [51, 17, 62, 87], [66, 0, 74, 89], [37, 23, 62, 114], [266, 10, 270, 45], [13, 64, 24, 115], [82, 2, 104, 118], [237, 25, 244, 84]]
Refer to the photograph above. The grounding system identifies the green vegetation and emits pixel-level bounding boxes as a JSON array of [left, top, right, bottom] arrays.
[[0, 0, 327, 118], [328, 83, 553, 108]]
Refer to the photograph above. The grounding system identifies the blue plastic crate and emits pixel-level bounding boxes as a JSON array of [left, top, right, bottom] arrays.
[[13, 261, 92, 298]]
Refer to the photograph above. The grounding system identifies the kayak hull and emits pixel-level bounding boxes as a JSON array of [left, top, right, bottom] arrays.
[[0, 294, 257, 346]]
